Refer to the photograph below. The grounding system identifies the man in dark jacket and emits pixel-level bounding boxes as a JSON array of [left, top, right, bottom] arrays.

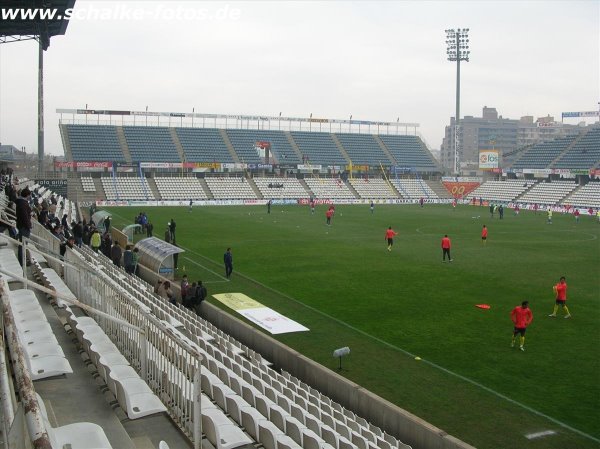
[[111, 241, 122, 267], [73, 221, 83, 247], [224, 248, 233, 278], [15, 187, 32, 266], [123, 245, 134, 274]]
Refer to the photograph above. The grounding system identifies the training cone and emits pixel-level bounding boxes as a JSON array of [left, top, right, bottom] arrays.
[[476, 304, 491, 309]]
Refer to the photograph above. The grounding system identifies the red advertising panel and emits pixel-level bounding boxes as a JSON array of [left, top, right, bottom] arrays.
[[443, 181, 480, 198], [54, 161, 112, 168]]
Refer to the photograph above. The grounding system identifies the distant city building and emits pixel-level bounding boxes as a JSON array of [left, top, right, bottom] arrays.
[[0, 145, 25, 161], [440, 107, 588, 172]]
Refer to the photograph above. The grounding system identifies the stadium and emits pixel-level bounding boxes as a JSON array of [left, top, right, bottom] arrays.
[[0, 2, 598, 449]]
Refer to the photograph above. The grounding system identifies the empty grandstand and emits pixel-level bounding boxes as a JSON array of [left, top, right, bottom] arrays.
[[564, 182, 600, 208], [336, 134, 392, 166], [518, 180, 579, 205], [553, 127, 600, 168], [511, 136, 577, 169], [63, 124, 126, 162], [304, 177, 356, 199], [175, 128, 235, 163], [101, 175, 154, 201], [205, 177, 258, 199], [122, 126, 181, 162], [391, 178, 438, 199], [466, 180, 537, 203], [380, 135, 439, 171], [253, 177, 309, 199], [155, 176, 210, 201], [349, 178, 398, 199]]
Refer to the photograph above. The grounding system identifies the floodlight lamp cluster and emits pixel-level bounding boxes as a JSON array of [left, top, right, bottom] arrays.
[[445, 28, 470, 62]]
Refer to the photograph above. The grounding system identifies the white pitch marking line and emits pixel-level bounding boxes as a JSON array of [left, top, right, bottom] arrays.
[[165, 231, 599, 444], [182, 256, 229, 282], [525, 430, 557, 440]]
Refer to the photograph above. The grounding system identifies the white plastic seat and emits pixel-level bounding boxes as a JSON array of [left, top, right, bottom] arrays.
[[240, 408, 267, 440], [26, 355, 72, 380], [25, 342, 65, 359], [19, 329, 58, 346], [114, 377, 167, 419], [11, 301, 42, 313], [48, 422, 113, 449], [202, 407, 253, 449], [211, 382, 237, 411], [16, 320, 52, 335], [103, 364, 139, 394], [258, 420, 286, 449], [224, 395, 252, 425]]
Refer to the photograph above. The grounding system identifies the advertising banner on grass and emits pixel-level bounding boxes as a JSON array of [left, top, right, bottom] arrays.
[[212, 293, 309, 334]]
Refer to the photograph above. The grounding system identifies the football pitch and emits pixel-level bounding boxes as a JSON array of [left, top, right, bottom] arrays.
[[105, 203, 600, 449]]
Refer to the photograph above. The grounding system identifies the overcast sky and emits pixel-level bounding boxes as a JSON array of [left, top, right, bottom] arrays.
[[0, 0, 598, 156]]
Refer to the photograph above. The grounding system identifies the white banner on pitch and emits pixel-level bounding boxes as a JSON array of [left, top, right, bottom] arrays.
[[238, 307, 309, 334], [212, 292, 309, 335]]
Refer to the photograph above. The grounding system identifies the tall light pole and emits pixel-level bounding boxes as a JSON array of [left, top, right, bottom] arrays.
[[445, 28, 470, 175]]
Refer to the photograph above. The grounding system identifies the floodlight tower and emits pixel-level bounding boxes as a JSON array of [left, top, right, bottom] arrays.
[[445, 28, 470, 175]]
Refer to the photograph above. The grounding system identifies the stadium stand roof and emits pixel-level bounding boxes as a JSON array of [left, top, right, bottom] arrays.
[[0, 0, 75, 49]]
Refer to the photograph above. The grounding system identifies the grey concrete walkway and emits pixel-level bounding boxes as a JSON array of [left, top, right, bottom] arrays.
[[20, 269, 196, 449]]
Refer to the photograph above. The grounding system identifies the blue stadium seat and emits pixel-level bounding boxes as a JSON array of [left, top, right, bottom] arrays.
[[335, 133, 393, 165], [65, 124, 125, 162], [290, 132, 347, 166], [378, 135, 437, 170], [175, 128, 234, 163], [122, 126, 180, 162]]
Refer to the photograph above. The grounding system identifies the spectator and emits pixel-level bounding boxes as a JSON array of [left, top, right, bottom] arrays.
[[111, 241, 122, 267], [180, 275, 190, 304], [15, 187, 32, 266], [160, 281, 175, 305], [132, 248, 140, 275], [169, 219, 176, 241], [90, 228, 101, 253], [73, 220, 83, 247], [146, 221, 153, 237], [123, 245, 134, 274]]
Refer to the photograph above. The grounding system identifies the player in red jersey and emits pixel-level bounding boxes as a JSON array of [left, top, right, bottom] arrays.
[[511, 301, 533, 351], [325, 208, 333, 226], [385, 226, 398, 252], [441, 235, 452, 262], [481, 225, 488, 245], [549, 276, 571, 318]]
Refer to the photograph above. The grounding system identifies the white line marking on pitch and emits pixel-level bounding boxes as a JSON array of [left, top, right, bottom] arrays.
[[173, 241, 600, 444], [182, 256, 229, 282], [525, 430, 557, 440]]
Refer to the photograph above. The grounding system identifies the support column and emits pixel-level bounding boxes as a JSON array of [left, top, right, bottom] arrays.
[[38, 41, 44, 178]]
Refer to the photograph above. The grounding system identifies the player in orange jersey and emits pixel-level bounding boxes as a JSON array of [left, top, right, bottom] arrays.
[[549, 276, 571, 318], [385, 226, 398, 252], [511, 301, 533, 351]]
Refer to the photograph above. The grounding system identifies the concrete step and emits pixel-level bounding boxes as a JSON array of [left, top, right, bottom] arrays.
[[116, 126, 133, 163]]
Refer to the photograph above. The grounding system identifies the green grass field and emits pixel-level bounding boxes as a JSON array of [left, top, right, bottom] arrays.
[[105, 203, 600, 449]]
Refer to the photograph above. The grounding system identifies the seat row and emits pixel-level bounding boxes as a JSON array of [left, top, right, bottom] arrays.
[[67, 310, 167, 420], [73, 245, 412, 449], [37, 392, 113, 449], [9, 288, 73, 380]]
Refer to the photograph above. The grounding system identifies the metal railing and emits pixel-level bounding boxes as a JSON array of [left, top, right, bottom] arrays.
[[27, 223, 204, 448]]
